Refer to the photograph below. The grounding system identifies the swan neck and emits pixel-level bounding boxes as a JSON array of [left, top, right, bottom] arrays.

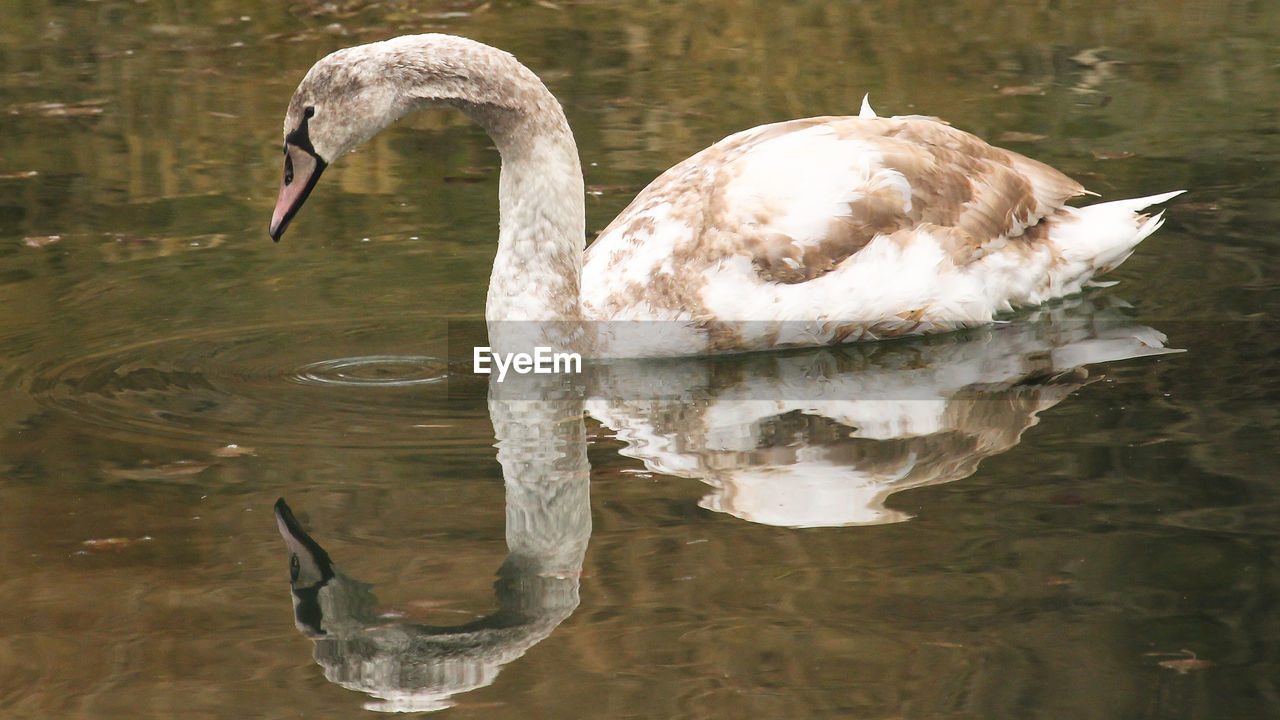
[[304, 36, 589, 340], [401, 39, 587, 329], [485, 121, 586, 327]]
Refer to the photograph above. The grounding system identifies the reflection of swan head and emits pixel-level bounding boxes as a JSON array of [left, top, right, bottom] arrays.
[[274, 499, 471, 711], [274, 485, 588, 712], [274, 498, 361, 636]]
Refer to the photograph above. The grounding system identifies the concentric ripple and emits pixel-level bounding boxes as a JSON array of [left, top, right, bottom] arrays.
[[292, 354, 449, 387], [21, 319, 484, 449]]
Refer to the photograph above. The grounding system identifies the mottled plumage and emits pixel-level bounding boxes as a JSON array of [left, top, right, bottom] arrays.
[[270, 34, 1182, 357]]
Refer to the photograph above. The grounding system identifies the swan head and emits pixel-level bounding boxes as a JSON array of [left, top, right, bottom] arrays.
[[269, 40, 423, 240], [269, 34, 572, 242], [270, 103, 327, 241]]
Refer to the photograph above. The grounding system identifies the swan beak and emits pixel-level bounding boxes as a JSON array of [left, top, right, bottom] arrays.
[[269, 143, 326, 242]]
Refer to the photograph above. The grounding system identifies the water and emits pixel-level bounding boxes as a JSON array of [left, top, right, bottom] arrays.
[[2, 1, 1278, 717]]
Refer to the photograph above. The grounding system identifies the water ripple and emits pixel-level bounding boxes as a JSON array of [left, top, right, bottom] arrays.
[[20, 319, 477, 449], [291, 355, 448, 387]]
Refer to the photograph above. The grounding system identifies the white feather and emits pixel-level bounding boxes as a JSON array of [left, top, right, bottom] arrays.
[[859, 93, 877, 119]]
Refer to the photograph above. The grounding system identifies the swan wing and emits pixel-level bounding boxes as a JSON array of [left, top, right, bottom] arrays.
[[582, 115, 1085, 325]]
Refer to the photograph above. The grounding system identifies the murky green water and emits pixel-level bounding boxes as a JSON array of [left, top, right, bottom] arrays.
[[2, 1, 1278, 717]]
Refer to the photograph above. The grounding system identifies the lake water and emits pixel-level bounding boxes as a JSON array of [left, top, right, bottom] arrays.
[[2, 1, 1278, 718]]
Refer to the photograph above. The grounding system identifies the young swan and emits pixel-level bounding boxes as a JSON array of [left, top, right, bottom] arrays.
[[270, 33, 1181, 357]]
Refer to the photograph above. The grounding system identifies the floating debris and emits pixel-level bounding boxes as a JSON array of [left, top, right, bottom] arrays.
[[79, 536, 153, 553], [211, 443, 256, 458], [103, 460, 211, 481], [998, 131, 1048, 143], [443, 165, 495, 184], [23, 235, 61, 248], [7, 99, 108, 118], [586, 184, 641, 197], [997, 85, 1046, 96], [1091, 150, 1135, 160], [1148, 649, 1215, 674]]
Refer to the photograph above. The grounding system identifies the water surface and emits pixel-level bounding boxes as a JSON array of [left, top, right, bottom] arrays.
[[1, 1, 1278, 718]]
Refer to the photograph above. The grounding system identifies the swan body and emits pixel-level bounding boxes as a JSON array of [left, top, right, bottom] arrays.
[[270, 33, 1181, 357]]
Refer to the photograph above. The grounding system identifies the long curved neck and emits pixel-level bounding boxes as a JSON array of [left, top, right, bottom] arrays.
[[486, 119, 586, 325], [388, 36, 587, 324]]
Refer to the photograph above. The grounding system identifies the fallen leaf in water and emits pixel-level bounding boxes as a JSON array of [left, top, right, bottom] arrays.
[[586, 184, 641, 197], [1159, 657, 1214, 673], [0, 170, 39, 179], [211, 444, 256, 458], [80, 536, 153, 553], [997, 85, 1046, 96], [103, 460, 211, 481], [998, 131, 1048, 143], [7, 99, 108, 118], [1091, 150, 1135, 160], [23, 235, 61, 248], [109, 232, 158, 245], [1148, 649, 1214, 673], [443, 165, 495, 183]]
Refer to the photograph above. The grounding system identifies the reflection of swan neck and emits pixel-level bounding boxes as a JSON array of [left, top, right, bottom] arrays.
[[274, 389, 591, 712], [491, 390, 592, 580]]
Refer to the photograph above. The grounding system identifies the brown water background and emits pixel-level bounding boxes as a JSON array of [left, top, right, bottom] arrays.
[[1, 1, 1278, 718]]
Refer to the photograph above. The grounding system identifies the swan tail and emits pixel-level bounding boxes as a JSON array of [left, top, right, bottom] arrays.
[[1054, 190, 1184, 280]]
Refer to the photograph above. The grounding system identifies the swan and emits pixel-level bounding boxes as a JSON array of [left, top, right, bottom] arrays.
[[269, 33, 1181, 357]]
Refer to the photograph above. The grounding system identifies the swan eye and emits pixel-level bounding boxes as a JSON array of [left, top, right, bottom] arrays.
[[304, 106, 315, 119], [289, 553, 300, 582], [284, 153, 295, 185]]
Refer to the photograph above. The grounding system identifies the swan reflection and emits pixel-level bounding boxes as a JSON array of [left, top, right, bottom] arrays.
[[274, 297, 1175, 710], [274, 388, 590, 712], [588, 298, 1176, 527]]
